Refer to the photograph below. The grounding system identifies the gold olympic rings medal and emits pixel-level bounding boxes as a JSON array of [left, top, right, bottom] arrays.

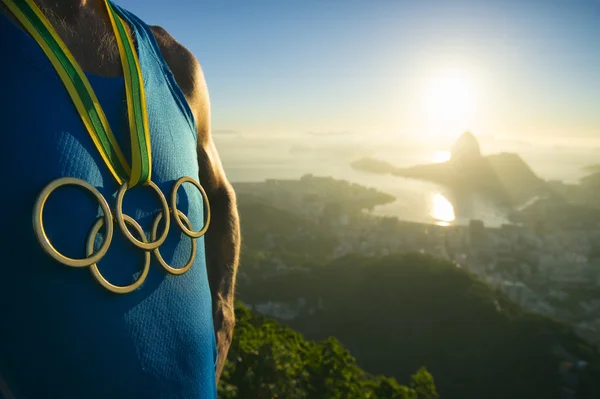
[[170, 176, 211, 239], [33, 175, 212, 294], [114, 180, 170, 251], [151, 209, 197, 275], [87, 214, 151, 294], [32, 177, 114, 268]]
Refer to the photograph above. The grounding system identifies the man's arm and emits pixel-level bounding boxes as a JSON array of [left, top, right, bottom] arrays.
[[150, 26, 241, 383]]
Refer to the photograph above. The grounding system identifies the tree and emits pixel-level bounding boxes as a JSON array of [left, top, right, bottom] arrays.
[[373, 377, 417, 399], [218, 302, 435, 398], [411, 367, 439, 399]]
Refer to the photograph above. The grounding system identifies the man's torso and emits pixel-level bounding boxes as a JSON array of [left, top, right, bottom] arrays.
[[0, 3, 217, 398]]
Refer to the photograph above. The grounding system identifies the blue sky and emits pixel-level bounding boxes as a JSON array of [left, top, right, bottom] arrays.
[[116, 0, 600, 145]]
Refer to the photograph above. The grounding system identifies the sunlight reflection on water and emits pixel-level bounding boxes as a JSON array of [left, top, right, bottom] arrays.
[[430, 193, 455, 226]]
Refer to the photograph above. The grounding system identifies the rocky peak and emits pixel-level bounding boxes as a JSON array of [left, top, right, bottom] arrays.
[[450, 131, 481, 163]]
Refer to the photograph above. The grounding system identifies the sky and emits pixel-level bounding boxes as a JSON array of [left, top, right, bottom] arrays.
[[116, 0, 600, 147]]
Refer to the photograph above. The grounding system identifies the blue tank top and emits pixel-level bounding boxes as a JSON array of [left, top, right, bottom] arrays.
[[0, 3, 217, 398]]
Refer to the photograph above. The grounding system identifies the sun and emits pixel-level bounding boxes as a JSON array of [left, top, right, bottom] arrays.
[[422, 69, 477, 136]]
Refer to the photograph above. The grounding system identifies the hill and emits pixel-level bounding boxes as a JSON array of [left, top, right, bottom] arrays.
[[535, 170, 600, 219], [510, 196, 600, 229], [218, 302, 439, 399], [350, 133, 553, 207], [233, 175, 395, 218], [582, 164, 600, 174], [239, 252, 600, 399]]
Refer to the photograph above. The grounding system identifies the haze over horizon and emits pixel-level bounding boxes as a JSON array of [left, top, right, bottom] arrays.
[[118, 0, 599, 149]]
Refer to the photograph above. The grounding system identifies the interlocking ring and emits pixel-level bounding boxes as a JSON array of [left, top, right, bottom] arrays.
[[34, 176, 211, 294], [32, 177, 114, 268], [115, 180, 170, 251], [170, 176, 211, 238], [151, 209, 197, 275], [87, 214, 151, 294]]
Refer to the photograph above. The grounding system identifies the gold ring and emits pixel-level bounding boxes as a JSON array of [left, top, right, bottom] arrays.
[[151, 209, 196, 275], [170, 176, 211, 239], [114, 180, 170, 250], [87, 214, 150, 294], [32, 177, 113, 268]]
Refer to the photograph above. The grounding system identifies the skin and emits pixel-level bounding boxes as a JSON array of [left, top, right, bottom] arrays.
[[0, 0, 240, 384]]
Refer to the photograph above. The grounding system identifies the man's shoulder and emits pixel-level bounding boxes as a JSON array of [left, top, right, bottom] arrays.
[[148, 25, 209, 131], [148, 25, 199, 96]]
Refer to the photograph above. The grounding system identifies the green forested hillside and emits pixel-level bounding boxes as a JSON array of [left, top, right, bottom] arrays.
[[218, 303, 439, 399], [239, 253, 600, 399]]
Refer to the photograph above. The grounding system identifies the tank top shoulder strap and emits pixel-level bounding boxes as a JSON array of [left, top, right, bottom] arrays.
[[112, 2, 198, 137]]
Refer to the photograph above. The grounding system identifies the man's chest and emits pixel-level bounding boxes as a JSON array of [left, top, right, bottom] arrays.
[[50, 15, 123, 77], [1, 57, 198, 186]]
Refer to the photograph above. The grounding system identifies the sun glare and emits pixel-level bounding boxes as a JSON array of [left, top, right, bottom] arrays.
[[422, 70, 478, 137]]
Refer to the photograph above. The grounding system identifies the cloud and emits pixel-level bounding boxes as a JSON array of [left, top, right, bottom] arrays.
[[213, 129, 240, 135], [305, 130, 354, 137]]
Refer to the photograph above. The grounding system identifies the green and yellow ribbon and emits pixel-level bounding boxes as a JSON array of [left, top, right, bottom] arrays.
[[2, 0, 152, 187]]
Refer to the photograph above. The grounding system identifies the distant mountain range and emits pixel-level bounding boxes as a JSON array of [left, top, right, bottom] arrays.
[[351, 132, 556, 207]]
